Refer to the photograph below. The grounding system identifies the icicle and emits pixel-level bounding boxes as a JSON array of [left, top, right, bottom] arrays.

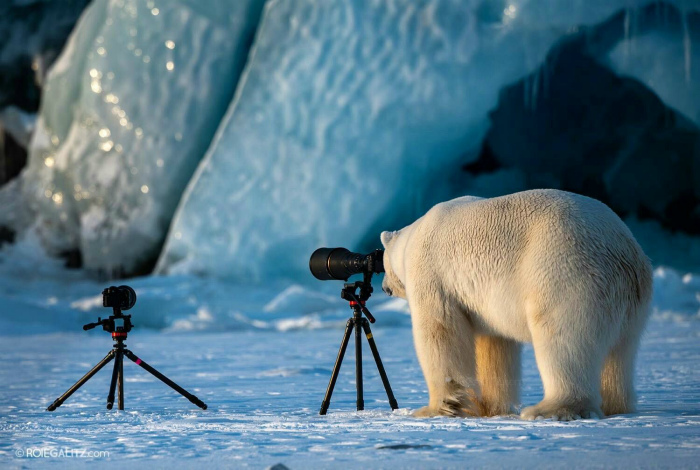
[[523, 70, 530, 110], [541, 55, 550, 102], [623, 6, 631, 66], [530, 69, 540, 111], [682, 9, 692, 84]]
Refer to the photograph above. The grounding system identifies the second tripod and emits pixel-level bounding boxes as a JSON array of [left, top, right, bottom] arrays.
[[47, 285, 207, 412], [320, 276, 399, 415]]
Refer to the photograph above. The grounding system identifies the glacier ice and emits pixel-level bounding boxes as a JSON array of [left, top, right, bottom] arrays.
[[2, 0, 697, 281], [468, 2, 700, 268], [0, 0, 91, 111], [157, 0, 694, 281], [606, 5, 700, 124], [5, 0, 264, 275]]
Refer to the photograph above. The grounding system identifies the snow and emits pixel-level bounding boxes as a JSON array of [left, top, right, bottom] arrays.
[[1, 298, 699, 468], [5, 0, 264, 273], [159, 0, 685, 281], [1, 233, 700, 467]]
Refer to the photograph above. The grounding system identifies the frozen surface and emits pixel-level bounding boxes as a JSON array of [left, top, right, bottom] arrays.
[[1, 235, 698, 334], [1, 241, 700, 468], [1, 318, 699, 468], [159, 0, 690, 280], [5, 0, 264, 274]]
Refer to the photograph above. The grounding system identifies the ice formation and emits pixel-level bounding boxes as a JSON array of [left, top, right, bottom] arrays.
[[606, 5, 700, 124], [6, 0, 264, 274], [1, 0, 697, 280], [0, 0, 91, 111], [158, 0, 695, 281]]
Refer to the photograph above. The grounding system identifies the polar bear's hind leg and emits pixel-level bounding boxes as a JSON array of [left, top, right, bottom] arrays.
[[601, 300, 649, 415], [475, 335, 521, 416], [600, 334, 638, 416], [521, 304, 608, 421]]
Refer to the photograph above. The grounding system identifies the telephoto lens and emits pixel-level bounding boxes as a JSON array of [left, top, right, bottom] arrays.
[[309, 247, 384, 281]]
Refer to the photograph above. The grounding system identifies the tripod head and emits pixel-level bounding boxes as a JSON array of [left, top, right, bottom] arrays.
[[340, 271, 377, 323], [83, 312, 133, 339]]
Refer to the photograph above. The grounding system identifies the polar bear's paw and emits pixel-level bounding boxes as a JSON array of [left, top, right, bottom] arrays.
[[413, 396, 477, 418], [413, 406, 442, 418], [413, 405, 470, 418], [520, 400, 603, 421]]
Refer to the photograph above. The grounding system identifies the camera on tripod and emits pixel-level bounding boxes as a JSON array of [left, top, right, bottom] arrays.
[[309, 246, 398, 415], [47, 284, 207, 412]]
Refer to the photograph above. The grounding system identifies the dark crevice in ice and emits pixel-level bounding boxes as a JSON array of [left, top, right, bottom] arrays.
[[0, 129, 26, 186], [0, 0, 92, 111], [466, 1, 700, 236]]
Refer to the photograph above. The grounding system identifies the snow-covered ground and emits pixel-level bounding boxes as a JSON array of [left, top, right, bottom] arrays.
[[1, 319, 699, 468], [1, 240, 700, 468]]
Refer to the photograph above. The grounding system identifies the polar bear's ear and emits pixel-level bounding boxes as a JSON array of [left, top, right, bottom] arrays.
[[380, 231, 396, 247]]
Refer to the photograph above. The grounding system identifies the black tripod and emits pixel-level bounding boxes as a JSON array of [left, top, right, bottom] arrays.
[[320, 272, 399, 415], [47, 293, 207, 412]]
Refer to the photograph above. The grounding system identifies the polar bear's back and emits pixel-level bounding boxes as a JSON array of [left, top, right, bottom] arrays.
[[423, 189, 635, 256], [414, 189, 652, 339], [424, 189, 642, 260]]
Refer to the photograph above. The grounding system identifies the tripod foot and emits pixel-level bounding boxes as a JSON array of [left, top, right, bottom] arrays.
[[46, 350, 116, 412], [189, 396, 208, 410]]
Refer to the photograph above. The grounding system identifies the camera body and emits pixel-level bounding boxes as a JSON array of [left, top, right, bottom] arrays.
[[102, 285, 137, 311], [309, 247, 384, 281], [83, 285, 137, 334]]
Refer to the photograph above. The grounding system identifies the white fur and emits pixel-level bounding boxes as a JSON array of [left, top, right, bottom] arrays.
[[381, 189, 652, 420]]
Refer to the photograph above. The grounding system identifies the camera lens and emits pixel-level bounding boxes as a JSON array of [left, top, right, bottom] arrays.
[[309, 248, 361, 281], [117, 285, 137, 310]]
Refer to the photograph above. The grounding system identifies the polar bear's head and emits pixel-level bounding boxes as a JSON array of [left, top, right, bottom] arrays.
[[380, 230, 406, 299]]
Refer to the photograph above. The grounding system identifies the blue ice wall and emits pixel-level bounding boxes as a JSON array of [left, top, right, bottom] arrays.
[[157, 0, 698, 281], [4, 0, 264, 274], [2, 0, 699, 279]]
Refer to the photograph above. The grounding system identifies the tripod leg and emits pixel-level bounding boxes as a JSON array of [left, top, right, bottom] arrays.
[[117, 350, 124, 410], [320, 319, 354, 415], [106, 351, 120, 410], [355, 318, 364, 411], [361, 319, 399, 410], [47, 350, 115, 411], [123, 350, 207, 410]]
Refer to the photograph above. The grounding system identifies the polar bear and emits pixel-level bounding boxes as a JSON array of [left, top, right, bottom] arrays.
[[381, 189, 652, 420]]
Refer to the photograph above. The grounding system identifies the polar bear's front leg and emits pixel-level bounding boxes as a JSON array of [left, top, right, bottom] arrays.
[[410, 297, 478, 418]]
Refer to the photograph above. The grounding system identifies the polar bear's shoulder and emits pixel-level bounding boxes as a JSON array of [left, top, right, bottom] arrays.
[[423, 195, 485, 220]]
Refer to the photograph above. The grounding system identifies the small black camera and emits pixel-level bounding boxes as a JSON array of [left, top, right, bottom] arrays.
[[309, 248, 385, 281], [102, 285, 137, 311]]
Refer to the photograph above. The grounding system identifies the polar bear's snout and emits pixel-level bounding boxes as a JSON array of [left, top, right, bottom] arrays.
[[382, 285, 393, 296]]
